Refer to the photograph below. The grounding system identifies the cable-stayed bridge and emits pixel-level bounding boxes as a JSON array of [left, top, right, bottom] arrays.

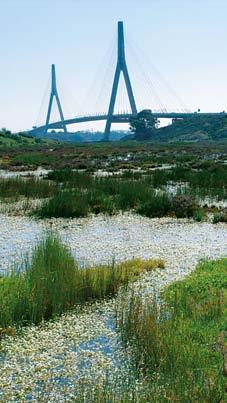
[[31, 111, 226, 136], [29, 21, 227, 141]]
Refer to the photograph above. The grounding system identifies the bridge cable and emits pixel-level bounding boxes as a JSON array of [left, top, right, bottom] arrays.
[[79, 35, 116, 116], [126, 32, 190, 113], [34, 77, 50, 128], [126, 38, 168, 113]]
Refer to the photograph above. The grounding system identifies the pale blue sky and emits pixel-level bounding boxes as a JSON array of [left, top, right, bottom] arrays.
[[1, 0, 227, 132]]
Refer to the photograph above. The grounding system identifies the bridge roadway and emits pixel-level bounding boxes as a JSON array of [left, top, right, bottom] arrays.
[[29, 112, 227, 135]]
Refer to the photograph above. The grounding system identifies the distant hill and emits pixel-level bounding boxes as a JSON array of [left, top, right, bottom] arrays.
[[0, 129, 56, 147], [127, 115, 227, 143], [154, 115, 227, 142]]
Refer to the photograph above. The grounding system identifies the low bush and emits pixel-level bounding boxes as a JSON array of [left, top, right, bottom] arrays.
[[136, 192, 172, 217], [171, 194, 197, 218], [213, 209, 227, 224], [36, 190, 90, 218], [88, 190, 116, 215], [46, 168, 92, 187], [193, 208, 206, 222], [12, 152, 54, 166], [116, 181, 151, 210]]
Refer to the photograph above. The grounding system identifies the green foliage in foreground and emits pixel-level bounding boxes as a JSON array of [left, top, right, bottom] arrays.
[[75, 259, 226, 402], [112, 258, 227, 402], [0, 236, 164, 328]]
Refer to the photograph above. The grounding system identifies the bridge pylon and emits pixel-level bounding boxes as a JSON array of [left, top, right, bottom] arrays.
[[104, 21, 137, 141], [44, 64, 67, 134]]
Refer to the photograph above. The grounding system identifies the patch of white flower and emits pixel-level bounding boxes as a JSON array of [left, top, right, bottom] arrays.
[[0, 213, 226, 400]]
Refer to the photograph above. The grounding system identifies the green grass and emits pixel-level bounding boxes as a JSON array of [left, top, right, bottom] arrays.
[[152, 164, 227, 200], [0, 130, 51, 148], [12, 152, 54, 166], [0, 177, 56, 199], [36, 185, 197, 219], [63, 258, 227, 402], [136, 191, 172, 217], [212, 210, 227, 223], [46, 168, 92, 187], [1, 164, 225, 219], [37, 190, 90, 218], [0, 235, 164, 329], [114, 258, 227, 402], [193, 208, 206, 222], [36, 172, 199, 219]]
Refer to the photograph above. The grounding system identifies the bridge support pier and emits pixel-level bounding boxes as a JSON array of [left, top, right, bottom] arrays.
[[104, 21, 137, 141], [44, 64, 67, 135]]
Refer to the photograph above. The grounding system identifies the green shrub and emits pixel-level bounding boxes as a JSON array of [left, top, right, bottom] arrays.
[[136, 192, 171, 217], [212, 209, 227, 224], [194, 209, 206, 222], [36, 191, 90, 218], [88, 190, 116, 215], [152, 169, 169, 187], [12, 152, 54, 166], [213, 211, 222, 224], [94, 178, 120, 196], [116, 181, 150, 210], [46, 169, 92, 187], [171, 194, 197, 218]]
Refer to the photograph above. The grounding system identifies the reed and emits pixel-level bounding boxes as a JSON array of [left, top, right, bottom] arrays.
[[0, 235, 164, 328]]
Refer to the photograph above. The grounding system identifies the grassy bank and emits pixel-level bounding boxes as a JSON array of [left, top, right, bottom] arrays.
[[114, 258, 226, 401], [74, 258, 226, 402], [0, 235, 164, 329]]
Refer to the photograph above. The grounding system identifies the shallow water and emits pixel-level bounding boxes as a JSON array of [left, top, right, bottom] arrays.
[[0, 213, 226, 401], [0, 213, 226, 275], [0, 167, 50, 178]]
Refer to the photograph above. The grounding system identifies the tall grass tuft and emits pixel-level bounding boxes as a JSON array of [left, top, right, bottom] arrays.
[[36, 190, 90, 218], [0, 235, 164, 328], [0, 177, 56, 199], [46, 168, 92, 188], [136, 191, 172, 217]]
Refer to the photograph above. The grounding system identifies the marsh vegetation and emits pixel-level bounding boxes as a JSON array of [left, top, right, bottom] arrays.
[[0, 141, 226, 401], [80, 258, 227, 402], [1, 239, 225, 402], [0, 162, 226, 221], [0, 235, 164, 328]]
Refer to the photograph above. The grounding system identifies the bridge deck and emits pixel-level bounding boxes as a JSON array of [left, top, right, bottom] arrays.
[[29, 112, 227, 135]]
